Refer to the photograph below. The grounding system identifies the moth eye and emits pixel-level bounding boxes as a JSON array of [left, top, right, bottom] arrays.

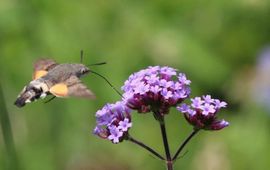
[[80, 68, 89, 74]]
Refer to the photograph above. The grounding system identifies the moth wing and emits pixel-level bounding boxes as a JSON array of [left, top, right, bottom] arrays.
[[49, 75, 95, 99], [68, 82, 96, 99], [33, 58, 57, 80]]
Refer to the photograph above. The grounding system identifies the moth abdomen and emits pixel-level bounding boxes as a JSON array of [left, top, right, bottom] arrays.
[[14, 89, 36, 107], [14, 80, 49, 107], [14, 96, 27, 107]]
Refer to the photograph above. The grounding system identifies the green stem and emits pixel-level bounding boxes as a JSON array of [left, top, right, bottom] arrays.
[[159, 116, 173, 170], [0, 83, 20, 170], [172, 129, 199, 161], [127, 135, 165, 161]]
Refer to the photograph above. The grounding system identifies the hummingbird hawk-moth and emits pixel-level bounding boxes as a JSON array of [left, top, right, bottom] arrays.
[[14, 59, 96, 108]]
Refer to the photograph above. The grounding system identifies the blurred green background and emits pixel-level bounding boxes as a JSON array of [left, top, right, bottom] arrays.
[[1, 0, 270, 170]]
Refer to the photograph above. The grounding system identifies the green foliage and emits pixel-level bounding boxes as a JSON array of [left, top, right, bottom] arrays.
[[1, 0, 270, 169]]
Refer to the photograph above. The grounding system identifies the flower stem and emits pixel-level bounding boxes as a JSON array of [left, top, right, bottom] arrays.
[[127, 135, 165, 161], [172, 129, 199, 161], [159, 116, 173, 170]]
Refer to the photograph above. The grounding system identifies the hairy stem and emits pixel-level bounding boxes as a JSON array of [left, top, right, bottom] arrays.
[[127, 135, 165, 161], [172, 129, 199, 161]]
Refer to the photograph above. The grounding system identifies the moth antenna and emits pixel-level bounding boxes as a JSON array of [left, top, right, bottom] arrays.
[[89, 70, 123, 97], [80, 50, 84, 63], [87, 62, 107, 67], [44, 96, 56, 104]]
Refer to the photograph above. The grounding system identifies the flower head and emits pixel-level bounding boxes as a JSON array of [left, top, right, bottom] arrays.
[[177, 95, 228, 130], [121, 66, 191, 116], [93, 101, 132, 143]]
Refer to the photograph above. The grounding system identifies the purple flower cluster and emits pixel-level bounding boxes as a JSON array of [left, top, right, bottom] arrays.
[[94, 101, 132, 143], [177, 95, 229, 130], [93, 66, 229, 144], [121, 66, 191, 115]]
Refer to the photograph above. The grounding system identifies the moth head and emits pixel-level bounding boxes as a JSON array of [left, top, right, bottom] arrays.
[[76, 64, 90, 77]]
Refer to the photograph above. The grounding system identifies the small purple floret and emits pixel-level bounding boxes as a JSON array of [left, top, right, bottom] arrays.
[[191, 97, 203, 109], [118, 118, 132, 132], [201, 103, 215, 115], [214, 99, 227, 109], [108, 126, 124, 143], [178, 73, 191, 85], [202, 95, 214, 104]]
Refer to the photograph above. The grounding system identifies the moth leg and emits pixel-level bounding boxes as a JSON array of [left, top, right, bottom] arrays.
[[44, 96, 56, 104]]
